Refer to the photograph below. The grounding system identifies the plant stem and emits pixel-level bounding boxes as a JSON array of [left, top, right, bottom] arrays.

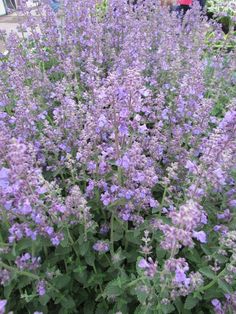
[[126, 277, 146, 288], [110, 212, 114, 255], [0, 261, 40, 280], [198, 268, 226, 293]]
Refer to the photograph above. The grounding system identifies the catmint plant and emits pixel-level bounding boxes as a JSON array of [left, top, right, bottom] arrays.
[[0, 0, 235, 313]]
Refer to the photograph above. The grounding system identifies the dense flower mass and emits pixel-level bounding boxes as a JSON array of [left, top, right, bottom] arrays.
[[0, 0, 235, 313]]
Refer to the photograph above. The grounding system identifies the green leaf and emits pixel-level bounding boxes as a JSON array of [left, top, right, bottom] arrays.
[[84, 300, 95, 314], [55, 246, 72, 256], [15, 238, 35, 253], [60, 232, 69, 248], [203, 288, 222, 300], [95, 302, 109, 314], [112, 220, 124, 241], [217, 279, 233, 294], [174, 298, 184, 313], [4, 283, 15, 299], [215, 254, 228, 263], [185, 248, 202, 264], [39, 294, 50, 306], [156, 247, 166, 259], [86, 273, 106, 289], [17, 276, 34, 289], [104, 279, 123, 298], [184, 295, 199, 310], [161, 303, 175, 314], [53, 275, 71, 289], [152, 207, 159, 214], [199, 267, 216, 280], [135, 286, 149, 304], [79, 241, 90, 256], [126, 231, 140, 245], [73, 264, 87, 274], [62, 296, 76, 310], [134, 305, 153, 314], [85, 251, 95, 266]]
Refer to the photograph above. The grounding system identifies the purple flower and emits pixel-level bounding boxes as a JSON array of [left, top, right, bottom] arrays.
[[99, 223, 109, 235], [193, 231, 207, 243], [175, 269, 187, 283], [138, 258, 150, 269], [120, 211, 131, 221], [150, 198, 158, 208], [0, 167, 10, 189], [0, 300, 7, 314], [119, 108, 129, 118], [87, 161, 97, 173], [138, 257, 157, 278], [116, 155, 130, 170], [185, 160, 198, 174], [217, 209, 232, 221], [15, 253, 41, 271], [118, 124, 129, 136], [93, 241, 109, 253], [211, 299, 224, 314], [36, 280, 46, 296], [0, 269, 10, 285], [213, 225, 228, 235], [100, 192, 112, 206], [21, 199, 32, 215], [45, 226, 54, 235], [51, 236, 60, 246], [229, 199, 236, 208]]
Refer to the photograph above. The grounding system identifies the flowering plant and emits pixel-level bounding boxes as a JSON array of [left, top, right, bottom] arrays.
[[0, 0, 236, 313]]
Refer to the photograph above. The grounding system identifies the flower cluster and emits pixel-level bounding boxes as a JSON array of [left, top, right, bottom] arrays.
[[163, 258, 204, 299], [15, 253, 41, 271]]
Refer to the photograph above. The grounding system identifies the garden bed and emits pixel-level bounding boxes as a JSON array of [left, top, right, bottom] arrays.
[[0, 1, 236, 313]]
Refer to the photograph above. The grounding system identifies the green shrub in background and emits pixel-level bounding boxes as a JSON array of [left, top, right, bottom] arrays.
[[207, 0, 236, 32]]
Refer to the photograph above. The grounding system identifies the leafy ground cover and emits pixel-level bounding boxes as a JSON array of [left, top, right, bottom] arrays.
[[0, 0, 236, 313]]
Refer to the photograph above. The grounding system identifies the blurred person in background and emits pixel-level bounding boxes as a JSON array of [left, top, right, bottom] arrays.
[[132, 0, 205, 11], [173, 0, 206, 14]]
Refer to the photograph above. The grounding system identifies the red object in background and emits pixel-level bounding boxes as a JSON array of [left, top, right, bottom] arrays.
[[178, 0, 193, 4]]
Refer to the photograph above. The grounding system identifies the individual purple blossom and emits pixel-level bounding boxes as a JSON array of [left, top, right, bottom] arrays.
[[36, 280, 46, 296], [174, 269, 190, 287], [138, 258, 150, 269], [138, 257, 157, 278], [93, 241, 109, 253], [119, 211, 131, 222], [99, 223, 110, 235], [0, 269, 10, 285], [0, 300, 7, 314], [229, 200, 236, 208], [20, 199, 32, 215], [116, 155, 130, 170], [185, 160, 198, 174], [0, 167, 9, 189], [51, 235, 61, 246], [192, 231, 207, 243], [211, 299, 225, 314], [87, 161, 97, 173], [217, 209, 232, 221]]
